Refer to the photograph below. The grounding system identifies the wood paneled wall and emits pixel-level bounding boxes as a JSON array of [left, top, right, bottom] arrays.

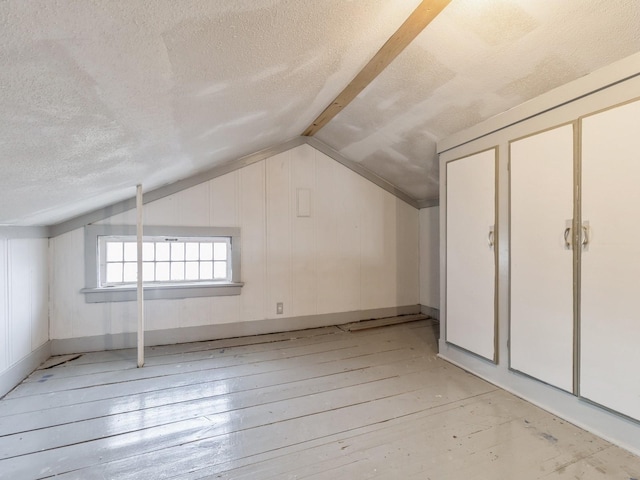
[[49, 144, 419, 340], [419, 207, 439, 309], [0, 237, 49, 376]]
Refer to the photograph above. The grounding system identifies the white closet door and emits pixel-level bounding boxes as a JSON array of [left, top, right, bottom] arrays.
[[446, 149, 496, 361], [510, 125, 574, 392], [581, 99, 640, 421]]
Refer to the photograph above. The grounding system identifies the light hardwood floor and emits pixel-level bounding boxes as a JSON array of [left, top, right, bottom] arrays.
[[1, 319, 640, 479]]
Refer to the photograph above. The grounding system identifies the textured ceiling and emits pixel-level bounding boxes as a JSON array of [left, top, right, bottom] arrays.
[[317, 0, 640, 201], [1, 0, 639, 225]]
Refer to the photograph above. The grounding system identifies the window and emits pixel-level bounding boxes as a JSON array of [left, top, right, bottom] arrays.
[[82, 225, 242, 303], [100, 236, 231, 285]]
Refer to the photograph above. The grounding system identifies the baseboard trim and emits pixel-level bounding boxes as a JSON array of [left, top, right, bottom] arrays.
[[51, 305, 422, 355], [420, 305, 439, 320], [0, 341, 51, 398]]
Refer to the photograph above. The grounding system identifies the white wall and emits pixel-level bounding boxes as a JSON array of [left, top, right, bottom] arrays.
[[49, 144, 420, 340], [419, 207, 439, 309], [0, 236, 49, 378]]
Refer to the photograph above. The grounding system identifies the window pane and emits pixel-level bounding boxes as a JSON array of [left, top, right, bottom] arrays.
[[106, 263, 123, 283], [124, 243, 137, 262], [213, 242, 227, 260], [171, 242, 185, 261], [123, 262, 137, 282], [99, 234, 235, 289], [106, 242, 123, 262], [185, 242, 199, 261], [213, 261, 227, 279], [200, 261, 213, 280], [185, 262, 199, 280], [143, 262, 155, 281], [156, 243, 170, 261], [171, 262, 185, 281], [142, 242, 155, 261], [156, 262, 170, 281], [200, 243, 213, 261]]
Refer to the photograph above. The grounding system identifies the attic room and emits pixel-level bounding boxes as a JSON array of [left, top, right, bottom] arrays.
[[2, 0, 640, 477]]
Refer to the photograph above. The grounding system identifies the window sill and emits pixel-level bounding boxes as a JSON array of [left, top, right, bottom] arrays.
[[81, 282, 244, 303]]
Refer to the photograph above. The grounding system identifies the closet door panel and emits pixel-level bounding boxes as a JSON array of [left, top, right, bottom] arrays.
[[446, 149, 496, 361], [510, 125, 574, 392], [581, 99, 640, 420]]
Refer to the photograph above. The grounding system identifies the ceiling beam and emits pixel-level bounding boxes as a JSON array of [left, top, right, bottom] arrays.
[[302, 0, 451, 137]]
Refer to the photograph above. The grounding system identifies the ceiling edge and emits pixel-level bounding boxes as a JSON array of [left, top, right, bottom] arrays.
[[417, 199, 439, 209], [438, 52, 640, 155], [49, 137, 306, 237], [0, 226, 50, 239], [49, 134, 423, 238], [304, 137, 420, 209]]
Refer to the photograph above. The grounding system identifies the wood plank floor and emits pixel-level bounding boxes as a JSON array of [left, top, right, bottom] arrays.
[[1, 319, 640, 479]]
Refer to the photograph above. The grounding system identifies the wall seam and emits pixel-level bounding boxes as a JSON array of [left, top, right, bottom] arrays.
[[288, 149, 294, 318], [1, 240, 8, 371], [6, 241, 12, 367], [47, 238, 51, 346], [313, 148, 318, 316], [263, 159, 268, 321]]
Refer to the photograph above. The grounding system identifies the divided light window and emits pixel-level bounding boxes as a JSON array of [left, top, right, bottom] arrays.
[[99, 236, 231, 286]]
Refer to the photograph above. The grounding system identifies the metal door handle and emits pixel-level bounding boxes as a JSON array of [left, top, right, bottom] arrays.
[[582, 225, 589, 247], [563, 227, 571, 249], [488, 228, 495, 248]]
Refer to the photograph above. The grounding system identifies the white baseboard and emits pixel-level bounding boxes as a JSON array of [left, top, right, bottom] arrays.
[[420, 304, 439, 320], [51, 305, 421, 355], [0, 341, 51, 398]]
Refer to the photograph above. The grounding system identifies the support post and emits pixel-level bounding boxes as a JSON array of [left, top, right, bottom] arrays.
[[136, 184, 144, 367]]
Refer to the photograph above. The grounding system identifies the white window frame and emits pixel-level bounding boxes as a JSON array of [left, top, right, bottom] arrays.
[[82, 225, 242, 303], [99, 236, 232, 286]]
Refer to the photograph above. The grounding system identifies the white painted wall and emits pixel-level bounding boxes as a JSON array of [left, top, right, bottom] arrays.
[[49, 144, 420, 340], [419, 207, 439, 309], [0, 236, 49, 377]]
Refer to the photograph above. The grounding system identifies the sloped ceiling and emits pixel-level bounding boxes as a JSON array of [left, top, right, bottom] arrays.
[[318, 0, 640, 201], [1, 0, 639, 226]]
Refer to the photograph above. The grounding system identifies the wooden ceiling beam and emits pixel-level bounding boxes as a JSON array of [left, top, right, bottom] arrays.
[[302, 0, 452, 137]]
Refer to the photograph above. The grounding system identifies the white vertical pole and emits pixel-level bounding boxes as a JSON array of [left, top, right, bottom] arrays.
[[136, 184, 144, 368]]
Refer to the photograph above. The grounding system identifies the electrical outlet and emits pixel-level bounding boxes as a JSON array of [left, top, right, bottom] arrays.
[[276, 302, 283, 315]]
